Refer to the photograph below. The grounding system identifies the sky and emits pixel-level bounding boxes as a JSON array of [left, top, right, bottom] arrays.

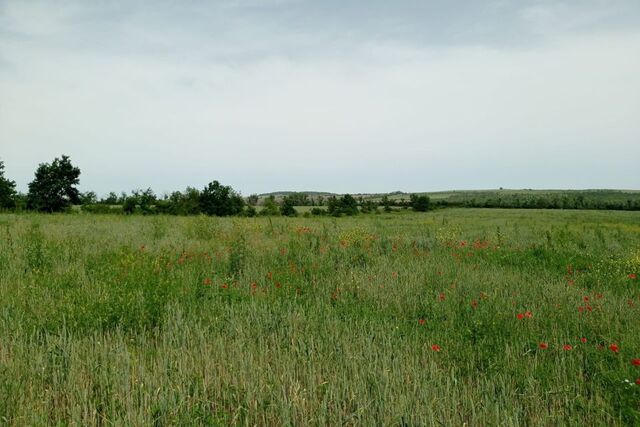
[[1, 0, 639, 196]]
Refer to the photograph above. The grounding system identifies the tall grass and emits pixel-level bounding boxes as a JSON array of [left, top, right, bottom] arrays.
[[0, 209, 639, 425]]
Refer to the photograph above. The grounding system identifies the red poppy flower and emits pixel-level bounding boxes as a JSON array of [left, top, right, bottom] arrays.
[[631, 358, 640, 366], [418, 318, 426, 326], [471, 300, 478, 308], [203, 277, 212, 286], [524, 311, 533, 318], [609, 344, 619, 353], [583, 296, 589, 302], [563, 344, 573, 351], [580, 337, 587, 344], [629, 273, 637, 279], [439, 292, 446, 301], [221, 283, 228, 289], [539, 343, 548, 350], [636, 378, 640, 385], [431, 344, 441, 352], [516, 313, 525, 320]]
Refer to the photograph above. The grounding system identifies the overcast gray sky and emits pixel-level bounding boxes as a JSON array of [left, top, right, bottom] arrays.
[[1, 0, 639, 196]]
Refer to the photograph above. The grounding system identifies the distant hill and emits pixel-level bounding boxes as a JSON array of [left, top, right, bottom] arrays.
[[258, 191, 337, 198], [254, 189, 640, 210], [259, 189, 639, 200]]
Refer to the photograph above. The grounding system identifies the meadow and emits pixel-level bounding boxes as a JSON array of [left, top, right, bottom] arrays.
[[0, 209, 639, 425]]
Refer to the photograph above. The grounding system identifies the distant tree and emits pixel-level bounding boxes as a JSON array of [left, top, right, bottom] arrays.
[[134, 188, 157, 214], [260, 195, 280, 216], [339, 194, 359, 215], [410, 194, 431, 212], [360, 199, 377, 214], [27, 155, 81, 212], [167, 187, 201, 215], [122, 196, 136, 214], [280, 196, 297, 217], [246, 194, 259, 206], [287, 192, 310, 206], [310, 207, 327, 216], [199, 180, 245, 216], [326, 196, 339, 215], [244, 205, 257, 217], [101, 192, 119, 205], [13, 192, 28, 211], [79, 191, 97, 205], [327, 194, 359, 216], [0, 160, 17, 209], [381, 195, 392, 212]]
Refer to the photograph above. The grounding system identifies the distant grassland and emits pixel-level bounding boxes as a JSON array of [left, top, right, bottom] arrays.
[[1, 209, 639, 425]]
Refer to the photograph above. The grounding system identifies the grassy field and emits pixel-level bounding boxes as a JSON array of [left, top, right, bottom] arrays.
[[1, 209, 639, 425]]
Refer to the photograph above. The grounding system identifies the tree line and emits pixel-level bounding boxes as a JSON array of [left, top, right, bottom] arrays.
[[4, 155, 637, 215], [0, 155, 431, 216], [442, 193, 640, 211]]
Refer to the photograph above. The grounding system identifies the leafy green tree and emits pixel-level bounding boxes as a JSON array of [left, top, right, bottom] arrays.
[[410, 194, 431, 212], [280, 196, 297, 216], [327, 194, 359, 216], [339, 194, 359, 215], [246, 194, 259, 206], [27, 155, 81, 212], [199, 180, 245, 216], [134, 188, 157, 214], [166, 187, 201, 215], [121, 189, 156, 215], [0, 160, 17, 209]]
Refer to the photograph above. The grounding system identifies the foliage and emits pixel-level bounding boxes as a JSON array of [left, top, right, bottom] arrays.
[[260, 195, 280, 216], [360, 199, 378, 213], [79, 191, 98, 205], [327, 194, 359, 216], [410, 193, 431, 211], [26, 155, 81, 212], [244, 205, 257, 217], [0, 160, 17, 209], [199, 181, 245, 216], [280, 195, 297, 217]]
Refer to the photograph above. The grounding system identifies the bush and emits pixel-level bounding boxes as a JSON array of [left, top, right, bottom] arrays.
[[280, 196, 297, 217], [410, 194, 431, 212]]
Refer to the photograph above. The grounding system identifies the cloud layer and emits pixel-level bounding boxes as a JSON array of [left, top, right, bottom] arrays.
[[1, 0, 639, 195]]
